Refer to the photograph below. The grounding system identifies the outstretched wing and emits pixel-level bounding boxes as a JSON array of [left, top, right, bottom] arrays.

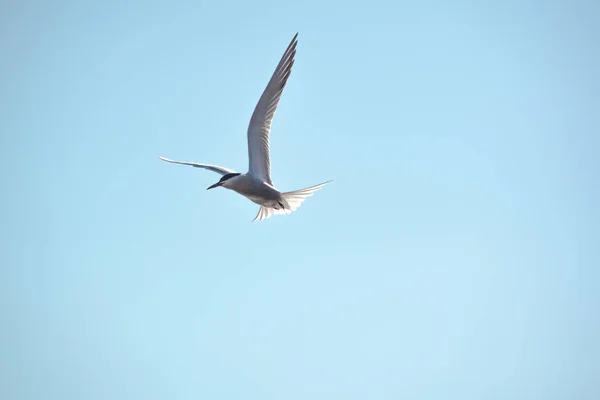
[[159, 157, 236, 175], [247, 33, 298, 185]]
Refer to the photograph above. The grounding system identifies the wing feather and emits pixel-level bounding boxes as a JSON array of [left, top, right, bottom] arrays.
[[247, 33, 298, 184], [159, 157, 236, 175]]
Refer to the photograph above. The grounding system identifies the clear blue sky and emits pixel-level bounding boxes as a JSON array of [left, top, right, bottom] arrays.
[[1, 0, 598, 399]]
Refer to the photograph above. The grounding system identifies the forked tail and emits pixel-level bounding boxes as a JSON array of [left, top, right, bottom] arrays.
[[253, 180, 332, 222]]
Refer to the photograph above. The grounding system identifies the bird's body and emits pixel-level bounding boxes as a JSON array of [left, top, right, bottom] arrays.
[[222, 174, 284, 209], [159, 33, 331, 221]]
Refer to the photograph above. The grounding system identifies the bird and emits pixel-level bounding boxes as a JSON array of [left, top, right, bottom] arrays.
[[159, 33, 331, 221]]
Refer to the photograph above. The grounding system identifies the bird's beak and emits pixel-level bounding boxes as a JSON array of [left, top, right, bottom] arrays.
[[207, 182, 222, 190]]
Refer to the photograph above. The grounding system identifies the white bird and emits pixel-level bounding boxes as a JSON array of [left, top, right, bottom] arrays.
[[160, 33, 331, 221]]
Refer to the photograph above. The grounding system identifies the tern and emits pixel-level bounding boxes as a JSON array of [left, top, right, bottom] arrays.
[[159, 33, 331, 221]]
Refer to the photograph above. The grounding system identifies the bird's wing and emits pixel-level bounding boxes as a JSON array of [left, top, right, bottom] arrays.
[[159, 157, 236, 175], [247, 33, 298, 185]]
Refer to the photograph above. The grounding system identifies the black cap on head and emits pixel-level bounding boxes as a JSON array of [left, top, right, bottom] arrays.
[[219, 173, 241, 183]]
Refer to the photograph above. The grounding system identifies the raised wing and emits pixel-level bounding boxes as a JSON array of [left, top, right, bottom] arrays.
[[247, 33, 298, 184], [159, 157, 236, 175]]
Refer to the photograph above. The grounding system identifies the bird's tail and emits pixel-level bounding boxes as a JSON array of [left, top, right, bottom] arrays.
[[253, 180, 332, 222]]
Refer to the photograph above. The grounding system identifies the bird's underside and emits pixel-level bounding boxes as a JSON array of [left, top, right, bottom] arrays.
[[159, 33, 331, 221]]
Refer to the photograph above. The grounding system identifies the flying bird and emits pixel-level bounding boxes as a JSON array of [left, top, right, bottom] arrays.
[[159, 33, 331, 221]]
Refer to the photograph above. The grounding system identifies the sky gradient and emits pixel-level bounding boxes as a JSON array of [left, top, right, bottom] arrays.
[[1, 1, 599, 399]]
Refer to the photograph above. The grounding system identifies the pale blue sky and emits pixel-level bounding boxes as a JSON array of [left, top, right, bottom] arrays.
[[1, 0, 599, 399]]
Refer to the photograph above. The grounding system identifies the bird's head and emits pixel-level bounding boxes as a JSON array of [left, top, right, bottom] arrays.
[[207, 173, 241, 190]]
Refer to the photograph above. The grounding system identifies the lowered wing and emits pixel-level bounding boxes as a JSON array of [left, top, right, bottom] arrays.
[[159, 157, 236, 175]]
